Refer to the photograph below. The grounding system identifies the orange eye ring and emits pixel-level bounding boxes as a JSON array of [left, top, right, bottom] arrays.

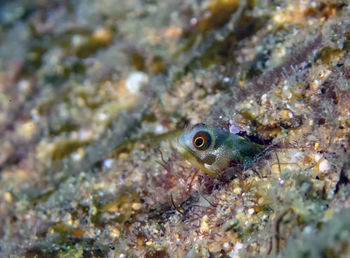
[[194, 136, 205, 148], [193, 131, 211, 150]]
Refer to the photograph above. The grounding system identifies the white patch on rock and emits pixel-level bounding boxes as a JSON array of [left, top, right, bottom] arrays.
[[319, 159, 330, 172], [228, 242, 243, 257], [125, 71, 148, 94], [155, 124, 164, 134], [103, 159, 114, 169]]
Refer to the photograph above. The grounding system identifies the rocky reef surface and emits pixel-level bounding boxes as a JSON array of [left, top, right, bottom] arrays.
[[1, 0, 350, 257]]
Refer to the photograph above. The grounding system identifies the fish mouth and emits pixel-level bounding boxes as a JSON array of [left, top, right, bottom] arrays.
[[176, 136, 192, 155]]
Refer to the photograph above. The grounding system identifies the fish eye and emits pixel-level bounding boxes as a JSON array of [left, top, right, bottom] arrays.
[[194, 137, 204, 147], [193, 131, 211, 150]]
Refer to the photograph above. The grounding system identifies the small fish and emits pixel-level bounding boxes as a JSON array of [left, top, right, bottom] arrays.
[[177, 123, 263, 177]]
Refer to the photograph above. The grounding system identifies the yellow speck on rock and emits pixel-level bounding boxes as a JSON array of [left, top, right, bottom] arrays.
[[258, 197, 265, 205], [92, 28, 114, 44], [271, 164, 281, 178], [132, 202, 142, 210], [4, 192, 13, 202], [279, 110, 293, 119], [110, 227, 121, 238], [324, 209, 333, 218], [200, 215, 210, 233], [145, 240, 153, 246], [119, 153, 129, 160], [17, 121, 37, 139], [314, 142, 320, 151], [233, 187, 242, 195]]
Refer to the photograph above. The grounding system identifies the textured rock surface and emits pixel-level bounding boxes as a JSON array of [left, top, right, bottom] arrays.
[[1, 0, 350, 256]]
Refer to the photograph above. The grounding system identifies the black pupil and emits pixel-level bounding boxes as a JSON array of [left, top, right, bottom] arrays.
[[195, 138, 204, 146]]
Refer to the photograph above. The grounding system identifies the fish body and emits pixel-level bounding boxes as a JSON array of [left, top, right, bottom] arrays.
[[177, 123, 263, 177]]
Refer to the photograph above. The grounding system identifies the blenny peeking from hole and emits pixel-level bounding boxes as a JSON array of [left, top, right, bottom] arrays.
[[177, 123, 264, 178]]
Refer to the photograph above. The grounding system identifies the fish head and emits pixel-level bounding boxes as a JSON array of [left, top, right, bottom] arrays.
[[177, 123, 231, 175]]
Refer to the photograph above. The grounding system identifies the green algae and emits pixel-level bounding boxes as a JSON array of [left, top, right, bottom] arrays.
[[113, 129, 183, 157], [181, 0, 240, 44], [49, 121, 80, 136], [30, 189, 56, 205], [180, 0, 269, 69], [149, 56, 167, 74], [316, 46, 345, 64], [130, 51, 146, 71], [25, 234, 109, 258], [51, 139, 90, 161], [184, 13, 269, 68], [92, 190, 141, 226], [200, 0, 239, 32], [75, 29, 115, 59]]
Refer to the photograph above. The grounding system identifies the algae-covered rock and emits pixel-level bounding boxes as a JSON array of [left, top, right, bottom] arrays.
[[1, 0, 350, 257]]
